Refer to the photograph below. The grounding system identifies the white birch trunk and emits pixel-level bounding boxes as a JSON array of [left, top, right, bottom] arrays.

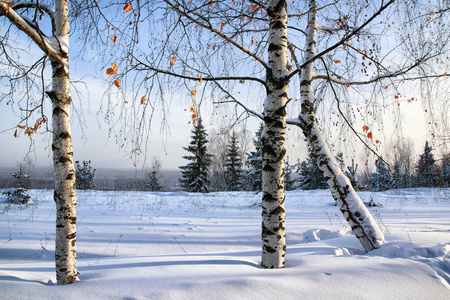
[[297, 0, 385, 252], [261, 0, 289, 268], [48, 0, 78, 284], [1, 0, 78, 284]]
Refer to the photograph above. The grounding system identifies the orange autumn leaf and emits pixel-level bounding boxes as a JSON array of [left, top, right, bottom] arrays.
[[334, 60, 341, 63], [375, 140, 380, 144], [251, 4, 258, 10], [362, 125, 370, 132], [193, 100, 196, 106], [346, 83, 351, 88], [356, 48, 361, 53], [106, 62, 118, 78], [362, 56, 366, 61], [112, 36, 118, 43], [191, 114, 197, 119], [199, 74, 203, 84], [221, 22, 225, 30], [17, 125, 25, 129], [13, 129, 18, 138], [114, 79, 121, 88], [367, 131, 373, 139], [123, 3, 132, 13], [170, 57, 177, 66], [251, 36, 254, 46], [141, 96, 146, 104], [191, 89, 197, 96]]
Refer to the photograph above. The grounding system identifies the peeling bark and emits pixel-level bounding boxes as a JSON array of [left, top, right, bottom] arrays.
[[261, 0, 289, 269], [296, 0, 385, 252]]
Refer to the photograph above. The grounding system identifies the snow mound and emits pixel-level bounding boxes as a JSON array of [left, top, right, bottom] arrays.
[[300, 228, 350, 243], [370, 243, 450, 287]]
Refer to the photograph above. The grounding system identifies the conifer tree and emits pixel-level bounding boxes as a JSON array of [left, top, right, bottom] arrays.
[[146, 169, 162, 192], [369, 157, 392, 191], [296, 150, 327, 190], [224, 132, 244, 191], [3, 166, 31, 206], [245, 123, 264, 192], [75, 160, 96, 190], [415, 141, 436, 187], [284, 159, 296, 191], [179, 117, 211, 193], [392, 160, 402, 189]]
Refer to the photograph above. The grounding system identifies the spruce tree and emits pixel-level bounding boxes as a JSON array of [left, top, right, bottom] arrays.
[[2, 166, 31, 206], [296, 150, 328, 190], [392, 159, 402, 189], [415, 141, 436, 187], [179, 117, 211, 193], [224, 132, 244, 191], [75, 160, 96, 190], [146, 169, 162, 191], [284, 159, 296, 191], [245, 123, 263, 192], [369, 156, 391, 191]]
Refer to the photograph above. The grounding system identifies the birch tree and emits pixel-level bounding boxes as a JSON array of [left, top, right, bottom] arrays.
[[0, 0, 78, 284], [72, 0, 449, 266]]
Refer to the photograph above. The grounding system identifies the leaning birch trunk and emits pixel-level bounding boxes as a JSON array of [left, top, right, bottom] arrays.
[[296, 0, 385, 252], [48, 0, 78, 284], [261, 0, 289, 268]]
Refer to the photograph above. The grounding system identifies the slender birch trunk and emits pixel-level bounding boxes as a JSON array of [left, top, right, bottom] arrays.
[[297, 0, 385, 252], [1, 0, 78, 284], [261, 0, 289, 268], [48, 0, 78, 284]]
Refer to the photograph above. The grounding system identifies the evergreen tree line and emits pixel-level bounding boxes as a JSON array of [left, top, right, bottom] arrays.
[[178, 119, 450, 193]]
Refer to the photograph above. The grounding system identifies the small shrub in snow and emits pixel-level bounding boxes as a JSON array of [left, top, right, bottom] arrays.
[[2, 167, 32, 209]]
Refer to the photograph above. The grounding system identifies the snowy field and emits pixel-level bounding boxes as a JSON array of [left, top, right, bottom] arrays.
[[0, 188, 449, 299]]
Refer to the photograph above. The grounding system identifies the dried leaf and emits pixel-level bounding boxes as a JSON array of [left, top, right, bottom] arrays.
[[106, 62, 118, 78], [114, 79, 121, 88], [17, 125, 25, 129], [123, 3, 132, 13], [367, 131, 373, 140], [362, 125, 370, 132], [14, 129, 18, 138], [170, 57, 177, 66], [191, 114, 197, 119], [141, 96, 146, 104], [112, 36, 118, 43], [191, 89, 197, 96], [199, 74, 203, 84], [346, 83, 350, 88], [334, 60, 341, 63], [221, 23, 225, 30]]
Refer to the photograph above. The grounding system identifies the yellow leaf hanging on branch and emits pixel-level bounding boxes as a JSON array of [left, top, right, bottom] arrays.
[[141, 96, 146, 104], [106, 62, 118, 78], [114, 79, 121, 88], [191, 89, 197, 96], [123, 3, 132, 13]]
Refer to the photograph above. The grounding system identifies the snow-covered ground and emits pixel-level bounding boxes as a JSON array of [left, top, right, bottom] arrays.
[[0, 188, 449, 299]]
